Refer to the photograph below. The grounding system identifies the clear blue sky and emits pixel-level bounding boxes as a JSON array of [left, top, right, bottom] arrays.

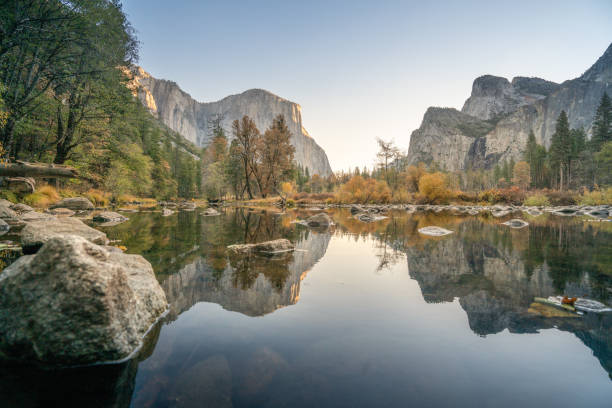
[[123, 0, 612, 172]]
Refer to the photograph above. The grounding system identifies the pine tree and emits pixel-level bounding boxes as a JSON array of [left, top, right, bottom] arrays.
[[549, 111, 571, 190], [591, 92, 612, 152]]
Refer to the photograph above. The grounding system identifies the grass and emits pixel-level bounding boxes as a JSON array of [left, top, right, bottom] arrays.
[[22, 185, 60, 208]]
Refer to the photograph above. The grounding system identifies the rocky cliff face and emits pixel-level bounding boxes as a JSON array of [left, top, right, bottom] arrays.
[[132, 67, 332, 176], [407, 42, 612, 171]]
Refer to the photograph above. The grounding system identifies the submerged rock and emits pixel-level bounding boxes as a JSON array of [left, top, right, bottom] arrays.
[[502, 219, 529, 229], [524, 208, 543, 217], [587, 208, 609, 219], [552, 207, 578, 216], [21, 217, 108, 254], [0, 235, 168, 366], [178, 202, 197, 211], [356, 212, 388, 223], [93, 211, 128, 224], [45, 207, 76, 217], [418, 226, 453, 236], [50, 197, 94, 211], [227, 239, 294, 256], [306, 212, 333, 227], [202, 207, 220, 216], [491, 210, 512, 218], [350, 205, 363, 215]]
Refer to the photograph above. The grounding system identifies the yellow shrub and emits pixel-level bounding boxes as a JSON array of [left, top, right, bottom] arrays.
[[117, 194, 138, 205], [84, 189, 110, 207], [22, 185, 60, 208], [335, 175, 391, 203], [418, 172, 450, 204], [577, 188, 612, 205]]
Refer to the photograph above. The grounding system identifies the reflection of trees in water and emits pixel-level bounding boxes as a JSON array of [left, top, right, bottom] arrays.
[[229, 252, 293, 292], [330, 209, 612, 297]]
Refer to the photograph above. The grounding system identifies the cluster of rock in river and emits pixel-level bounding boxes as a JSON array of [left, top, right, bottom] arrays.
[[0, 197, 168, 367]]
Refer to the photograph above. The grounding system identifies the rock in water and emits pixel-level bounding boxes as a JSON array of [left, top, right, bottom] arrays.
[[162, 208, 174, 216], [227, 239, 294, 256], [46, 207, 76, 217], [92, 211, 128, 224], [356, 213, 387, 223], [306, 213, 333, 227], [418, 226, 453, 236], [502, 219, 529, 229], [50, 197, 94, 211], [21, 217, 108, 253], [202, 208, 220, 216], [0, 235, 168, 366]]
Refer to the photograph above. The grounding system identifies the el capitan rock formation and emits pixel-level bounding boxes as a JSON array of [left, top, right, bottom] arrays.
[[407, 42, 612, 171], [131, 67, 332, 176]]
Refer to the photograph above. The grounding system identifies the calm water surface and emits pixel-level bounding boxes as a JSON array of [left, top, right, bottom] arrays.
[[1, 208, 612, 407]]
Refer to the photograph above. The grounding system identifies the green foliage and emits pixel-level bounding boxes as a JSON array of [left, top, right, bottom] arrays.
[[523, 193, 550, 207]]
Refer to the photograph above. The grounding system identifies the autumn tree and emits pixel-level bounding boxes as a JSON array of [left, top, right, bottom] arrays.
[[259, 114, 295, 196], [512, 161, 530, 189], [232, 115, 260, 199], [418, 172, 449, 203], [375, 138, 400, 188]]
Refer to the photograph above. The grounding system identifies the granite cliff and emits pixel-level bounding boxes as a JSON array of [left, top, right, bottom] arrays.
[[132, 67, 332, 176], [407, 42, 612, 171]]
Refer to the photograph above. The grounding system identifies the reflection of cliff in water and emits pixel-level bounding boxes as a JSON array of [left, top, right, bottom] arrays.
[[405, 219, 612, 378], [162, 230, 331, 318]]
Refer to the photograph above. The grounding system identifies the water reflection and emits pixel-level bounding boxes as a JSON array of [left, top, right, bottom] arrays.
[[1, 207, 611, 407]]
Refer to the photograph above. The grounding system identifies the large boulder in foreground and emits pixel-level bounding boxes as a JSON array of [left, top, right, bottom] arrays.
[[0, 235, 168, 366], [21, 217, 108, 253], [50, 197, 94, 211]]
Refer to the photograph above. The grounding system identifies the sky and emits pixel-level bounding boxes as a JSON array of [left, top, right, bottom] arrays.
[[122, 0, 612, 172]]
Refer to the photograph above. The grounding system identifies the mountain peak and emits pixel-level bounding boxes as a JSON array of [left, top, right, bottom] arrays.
[[581, 42, 612, 82]]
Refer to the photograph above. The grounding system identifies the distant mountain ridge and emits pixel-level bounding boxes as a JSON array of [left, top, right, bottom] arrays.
[[407, 42, 612, 171], [131, 67, 332, 176]]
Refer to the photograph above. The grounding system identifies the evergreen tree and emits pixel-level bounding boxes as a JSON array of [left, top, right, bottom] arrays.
[[549, 111, 571, 190], [591, 92, 612, 151]]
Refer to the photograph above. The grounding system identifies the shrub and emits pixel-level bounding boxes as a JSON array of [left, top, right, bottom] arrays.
[[478, 189, 502, 204], [545, 190, 577, 206], [418, 172, 450, 204], [524, 193, 550, 207], [22, 185, 60, 208], [84, 189, 109, 207], [578, 188, 612, 205], [117, 194, 139, 205], [454, 191, 478, 203], [335, 175, 391, 204], [0, 190, 17, 203]]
